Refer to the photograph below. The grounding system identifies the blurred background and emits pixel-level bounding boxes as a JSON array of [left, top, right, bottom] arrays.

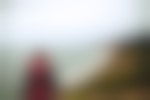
[[0, 0, 149, 100]]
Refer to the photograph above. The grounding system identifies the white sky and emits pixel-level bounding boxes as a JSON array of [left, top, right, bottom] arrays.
[[8, 0, 140, 47]]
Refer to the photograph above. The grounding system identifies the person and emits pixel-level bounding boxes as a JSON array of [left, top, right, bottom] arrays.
[[25, 51, 57, 100]]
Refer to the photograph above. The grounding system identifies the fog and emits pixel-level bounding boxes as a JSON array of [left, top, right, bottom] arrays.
[[1, 0, 143, 91]]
